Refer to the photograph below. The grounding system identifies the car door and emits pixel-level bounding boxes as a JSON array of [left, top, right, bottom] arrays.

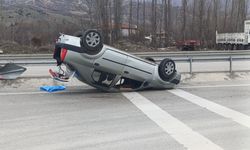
[[94, 49, 128, 75], [123, 56, 155, 81]]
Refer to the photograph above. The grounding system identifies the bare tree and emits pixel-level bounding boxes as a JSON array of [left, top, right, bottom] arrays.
[[198, 0, 205, 46], [181, 0, 187, 41], [85, 0, 94, 27], [129, 0, 133, 36], [95, 0, 110, 44], [108, 0, 112, 44], [213, 0, 219, 47], [223, 0, 229, 32], [167, 0, 172, 39], [205, 0, 212, 47], [151, 0, 157, 47], [2, 0, 250, 50], [136, 0, 140, 35], [143, 0, 146, 34], [0, 0, 3, 21], [113, 0, 122, 41], [159, 0, 164, 46], [163, 0, 168, 45], [237, 0, 247, 31], [0, 0, 3, 41], [229, 0, 237, 32], [191, 0, 197, 39]]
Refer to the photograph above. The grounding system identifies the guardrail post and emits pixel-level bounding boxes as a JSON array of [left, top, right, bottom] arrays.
[[229, 56, 233, 74], [189, 57, 193, 74]]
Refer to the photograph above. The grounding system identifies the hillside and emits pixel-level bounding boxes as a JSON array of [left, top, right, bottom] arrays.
[[0, 1, 89, 41], [0, 0, 249, 54], [0, 0, 89, 54], [3, 0, 87, 13]]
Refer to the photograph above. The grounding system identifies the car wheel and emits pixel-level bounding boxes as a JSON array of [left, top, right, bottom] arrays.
[[158, 58, 176, 81], [82, 29, 103, 54], [145, 57, 156, 63]]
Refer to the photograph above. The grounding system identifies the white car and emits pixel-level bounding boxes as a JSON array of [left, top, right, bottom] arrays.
[[51, 30, 181, 92]]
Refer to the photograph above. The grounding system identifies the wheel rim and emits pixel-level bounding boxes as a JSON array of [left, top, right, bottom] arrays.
[[164, 61, 175, 75], [85, 32, 101, 48]]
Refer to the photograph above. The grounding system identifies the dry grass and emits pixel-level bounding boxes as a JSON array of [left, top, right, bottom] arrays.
[[0, 39, 180, 54], [0, 41, 54, 54]]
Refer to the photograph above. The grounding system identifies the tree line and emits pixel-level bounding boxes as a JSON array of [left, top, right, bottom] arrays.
[[0, 0, 249, 49], [91, 0, 249, 48]]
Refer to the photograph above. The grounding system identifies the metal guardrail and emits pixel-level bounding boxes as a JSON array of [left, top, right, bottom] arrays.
[[1, 50, 250, 58], [1, 50, 250, 74], [175, 56, 250, 74]]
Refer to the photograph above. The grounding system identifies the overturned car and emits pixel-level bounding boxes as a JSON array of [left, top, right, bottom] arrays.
[[51, 30, 181, 92]]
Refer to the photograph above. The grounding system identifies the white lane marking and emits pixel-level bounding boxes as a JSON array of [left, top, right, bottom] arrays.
[[1, 83, 249, 96], [0, 91, 46, 96], [122, 92, 223, 150], [0, 91, 83, 96], [180, 84, 250, 89], [169, 89, 250, 128]]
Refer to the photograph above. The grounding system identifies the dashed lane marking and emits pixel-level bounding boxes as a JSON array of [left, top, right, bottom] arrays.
[[180, 83, 250, 89], [122, 92, 224, 150], [169, 89, 250, 128]]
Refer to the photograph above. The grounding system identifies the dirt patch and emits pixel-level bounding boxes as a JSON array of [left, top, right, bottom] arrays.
[[113, 39, 178, 52], [0, 41, 54, 54], [0, 40, 180, 54], [182, 72, 250, 83], [1, 72, 250, 91], [0, 77, 85, 92]]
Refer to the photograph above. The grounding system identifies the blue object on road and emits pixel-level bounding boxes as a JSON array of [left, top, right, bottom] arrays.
[[40, 85, 66, 93]]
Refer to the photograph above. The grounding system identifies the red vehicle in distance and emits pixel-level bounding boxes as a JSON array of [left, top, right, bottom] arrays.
[[176, 40, 201, 51]]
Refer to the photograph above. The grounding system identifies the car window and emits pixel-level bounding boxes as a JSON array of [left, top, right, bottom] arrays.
[[92, 70, 116, 87]]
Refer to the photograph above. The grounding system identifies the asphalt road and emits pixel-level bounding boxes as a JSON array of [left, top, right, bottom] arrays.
[[1, 80, 250, 150]]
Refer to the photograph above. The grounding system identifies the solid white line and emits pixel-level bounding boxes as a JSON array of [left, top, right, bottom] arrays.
[[0, 91, 79, 96], [0, 91, 46, 96], [169, 89, 250, 128], [180, 84, 250, 89], [1, 83, 249, 96], [122, 92, 223, 150]]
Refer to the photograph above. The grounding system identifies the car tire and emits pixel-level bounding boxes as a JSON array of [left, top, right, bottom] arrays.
[[145, 57, 156, 63], [81, 29, 103, 55], [158, 58, 176, 81]]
